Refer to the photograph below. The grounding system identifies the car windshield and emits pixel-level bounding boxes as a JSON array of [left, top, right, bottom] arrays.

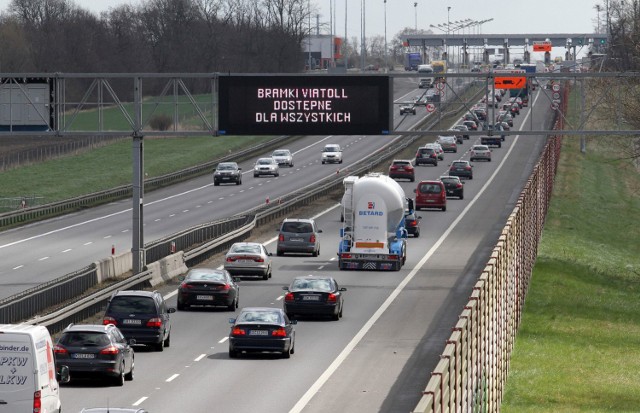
[[217, 164, 235, 170], [419, 183, 442, 194], [440, 177, 457, 184], [393, 161, 411, 166], [108, 296, 156, 314], [273, 151, 289, 156], [59, 332, 110, 347], [257, 159, 273, 165], [230, 244, 262, 254], [291, 278, 332, 292], [474, 146, 488, 151], [453, 162, 468, 167], [324, 147, 339, 152], [188, 270, 226, 282], [281, 222, 313, 233], [238, 311, 281, 324]]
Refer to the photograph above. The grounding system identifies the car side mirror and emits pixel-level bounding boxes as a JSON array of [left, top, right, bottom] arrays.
[[178, 275, 185, 281], [238, 167, 242, 170], [317, 229, 323, 233], [167, 308, 176, 313], [290, 319, 298, 325], [417, 216, 422, 219], [57, 365, 70, 384], [282, 286, 289, 291], [340, 287, 348, 292], [413, 189, 417, 193], [267, 252, 273, 256], [129, 338, 137, 346], [229, 318, 236, 324], [233, 277, 241, 282]]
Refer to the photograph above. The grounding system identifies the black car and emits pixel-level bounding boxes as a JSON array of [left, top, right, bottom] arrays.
[[282, 276, 347, 320], [439, 175, 464, 199], [415, 146, 438, 166], [228, 307, 296, 358], [213, 162, 242, 186], [54, 324, 134, 386], [452, 124, 470, 140], [448, 160, 474, 180], [404, 210, 421, 237], [103, 290, 176, 352], [177, 268, 240, 311]]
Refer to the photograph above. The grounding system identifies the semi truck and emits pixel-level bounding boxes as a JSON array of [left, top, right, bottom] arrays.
[[338, 173, 408, 271], [431, 60, 447, 84], [404, 52, 422, 71]]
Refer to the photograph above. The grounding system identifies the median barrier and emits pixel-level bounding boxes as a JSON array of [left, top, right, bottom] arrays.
[[147, 251, 189, 287], [95, 251, 133, 283]]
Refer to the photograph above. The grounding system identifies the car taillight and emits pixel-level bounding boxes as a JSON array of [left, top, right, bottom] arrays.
[[219, 283, 231, 291], [180, 282, 193, 289], [33, 390, 41, 413], [310, 234, 316, 243], [388, 255, 399, 260], [272, 328, 287, 337], [226, 257, 236, 262], [340, 253, 352, 259], [231, 327, 246, 336], [146, 318, 163, 328], [456, 183, 463, 189], [103, 316, 117, 326], [465, 166, 472, 171], [278, 234, 284, 242], [431, 154, 436, 158], [100, 346, 119, 355], [408, 220, 417, 227], [254, 257, 264, 262], [327, 293, 337, 303], [284, 292, 294, 302], [53, 345, 68, 355]]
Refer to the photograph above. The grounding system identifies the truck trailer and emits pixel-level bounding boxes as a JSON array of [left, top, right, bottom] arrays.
[[338, 173, 408, 271], [404, 52, 422, 71]]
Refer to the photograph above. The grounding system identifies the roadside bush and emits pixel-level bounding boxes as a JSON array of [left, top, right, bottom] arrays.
[[149, 114, 173, 131]]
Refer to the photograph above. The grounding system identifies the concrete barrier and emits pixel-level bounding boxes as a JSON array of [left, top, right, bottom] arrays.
[[146, 251, 189, 286], [94, 251, 133, 283]]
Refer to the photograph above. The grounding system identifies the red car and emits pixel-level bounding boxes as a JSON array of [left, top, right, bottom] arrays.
[[388, 159, 415, 182], [414, 180, 447, 211]]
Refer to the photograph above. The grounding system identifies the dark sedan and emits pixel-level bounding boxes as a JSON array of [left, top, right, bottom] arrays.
[[439, 175, 464, 199], [404, 211, 422, 237], [53, 324, 134, 386], [177, 268, 239, 311], [282, 276, 347, 320], [448, 160, 474, 180], [228, 307, 296, 358]]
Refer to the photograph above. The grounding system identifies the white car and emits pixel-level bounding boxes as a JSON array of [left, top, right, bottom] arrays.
[[470, 144, 492, 162], [271, 149, 294, 167], [253, 157, 280, 177], [321, 144, 343, 164]]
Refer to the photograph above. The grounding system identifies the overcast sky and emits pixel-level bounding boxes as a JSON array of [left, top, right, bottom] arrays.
[[0, 0, 602, 57]]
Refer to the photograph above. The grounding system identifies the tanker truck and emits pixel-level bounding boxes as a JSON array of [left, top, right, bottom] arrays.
[[338, 173, 408, 271]]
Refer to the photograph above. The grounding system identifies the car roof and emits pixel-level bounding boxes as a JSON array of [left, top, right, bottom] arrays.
[[113, 290, 156, 298], [282, 218, 314, 223], [272, 149, 291, 153], [440, 175, 460, 180], [62, 324, 114, 333], [418, 179, 443, 184], [239, 307, 284, 313], [473, 145, 489, 149], [392, 159, 412, 163]]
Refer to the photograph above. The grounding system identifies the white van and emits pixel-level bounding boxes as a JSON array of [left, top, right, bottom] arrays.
[[417, 64, 435, 88], [0, 324, 69, 413]]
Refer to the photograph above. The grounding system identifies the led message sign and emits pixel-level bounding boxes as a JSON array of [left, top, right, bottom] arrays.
[[218, 75, 392, 135]]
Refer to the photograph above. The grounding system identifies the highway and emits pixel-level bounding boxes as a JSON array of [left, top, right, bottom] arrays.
[[48, 85, 556, 412]]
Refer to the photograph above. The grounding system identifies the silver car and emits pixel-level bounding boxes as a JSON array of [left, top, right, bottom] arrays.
[[470, 144, 492, 162], [224, 242, 273, 280], [253, 157, 280, 177], [272, 149, 294, 167], [276, 218, 322, 257]]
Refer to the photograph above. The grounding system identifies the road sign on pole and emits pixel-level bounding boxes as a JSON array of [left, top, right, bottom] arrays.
[[426, 103, 436, 113], [552, 83, 561, 92], [533, 41, 552, 52]]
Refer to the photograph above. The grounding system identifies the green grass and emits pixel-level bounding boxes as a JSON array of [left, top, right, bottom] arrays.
[[501, 132, 640, 411], [0, 135, 271, 203]]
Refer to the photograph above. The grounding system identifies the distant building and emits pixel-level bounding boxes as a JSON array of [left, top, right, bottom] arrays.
[[302, 35, 343, 70]]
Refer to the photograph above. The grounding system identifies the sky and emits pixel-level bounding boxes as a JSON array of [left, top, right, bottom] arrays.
[[0, 0, 602, 57]]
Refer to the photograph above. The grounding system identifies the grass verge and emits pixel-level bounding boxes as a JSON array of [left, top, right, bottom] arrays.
[[501, 130, 640, 409]]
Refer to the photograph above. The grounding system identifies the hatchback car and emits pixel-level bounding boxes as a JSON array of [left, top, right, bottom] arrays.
[[224, 242, 273, 280], [213, 162, 242, 186], [253, 157, 279, 177], [228, 307, 296, 358], [54, 324, 134, 386], [452, 124, 470, 140], [404, 209, 422, 237], [271, 149, 294, 167], [321, 144, 343, 164], [470, 144, 492, 162], [102, 290, 175, 352], [177, 268, 240, 311], [463, 120, 478, 131], [399, 104, 417, 115], [277, 218, 322, 256], [282, 276, 347, 320], [388, 159, 415, 181], [448, 160, 474, 180], [414, 180, 447, 211], [415, 146, 439, 166], [439, 175, 464, 199], [437, 135, 458, 153]]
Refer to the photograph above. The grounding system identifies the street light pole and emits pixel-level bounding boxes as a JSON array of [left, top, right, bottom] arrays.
[[414, 2, 417, 31], [447, 6, 451, 66], [384, 0, 388, 72]]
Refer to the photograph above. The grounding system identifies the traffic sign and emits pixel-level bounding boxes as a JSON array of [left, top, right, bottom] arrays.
[[436, 81, 445, 91], [551, 102, 559, 110], [426, 103, 436, 113], [552, 83, 561, 92], [533, 41, 552, 52], [494, 76, 526, 89], [552, 92, 561, 100]]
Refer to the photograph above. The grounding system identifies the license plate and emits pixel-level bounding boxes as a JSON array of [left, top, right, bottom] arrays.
[[302, 295, 320, 301], [447, 190, 454, 194], [196, 295, 214, 300], [427, 200, 435, 203], [72, 353, 96, 359], [397, 168, 405, 171], [290, 238, 303, 242], [123, 319, 141, 325], [249, 330, 268, 336]]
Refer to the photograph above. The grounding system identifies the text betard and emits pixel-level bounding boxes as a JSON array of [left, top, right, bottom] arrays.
[[256, 88, 351, 123]]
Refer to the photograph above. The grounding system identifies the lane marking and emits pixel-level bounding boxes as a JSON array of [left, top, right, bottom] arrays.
[[194, 354, 207, 362], [166, 374, 179, 382], [39, 257, 49, 261], [62, 249, 72, 253], [13, 265, 23, 270], [289, 91, 541, 413], [218, 337, 229, 343], [132, 397, 148, 406], [83, 242, 92, 246]]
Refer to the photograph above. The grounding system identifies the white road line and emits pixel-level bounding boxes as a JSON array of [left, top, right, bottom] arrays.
[[83, 242, 92, 246], [38, 257, 49, 261], [62, 249, 72, 253], [169, 214, 176, 217], [194, 354, 207, 362], [182, 210, 189, 213], [318, 266, 325, 270], [218, 337, 229, 343], [121, 229, 129, 233], [164, 290, 177, 300], [276, 296, 284, 301], [132, 397, 148, 406], [166, 374, 179, 382], [104, 235, 112, 239], [154, 219, 161, 222], [288, 92, 541, 413], [13, 265, 23, 270]]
